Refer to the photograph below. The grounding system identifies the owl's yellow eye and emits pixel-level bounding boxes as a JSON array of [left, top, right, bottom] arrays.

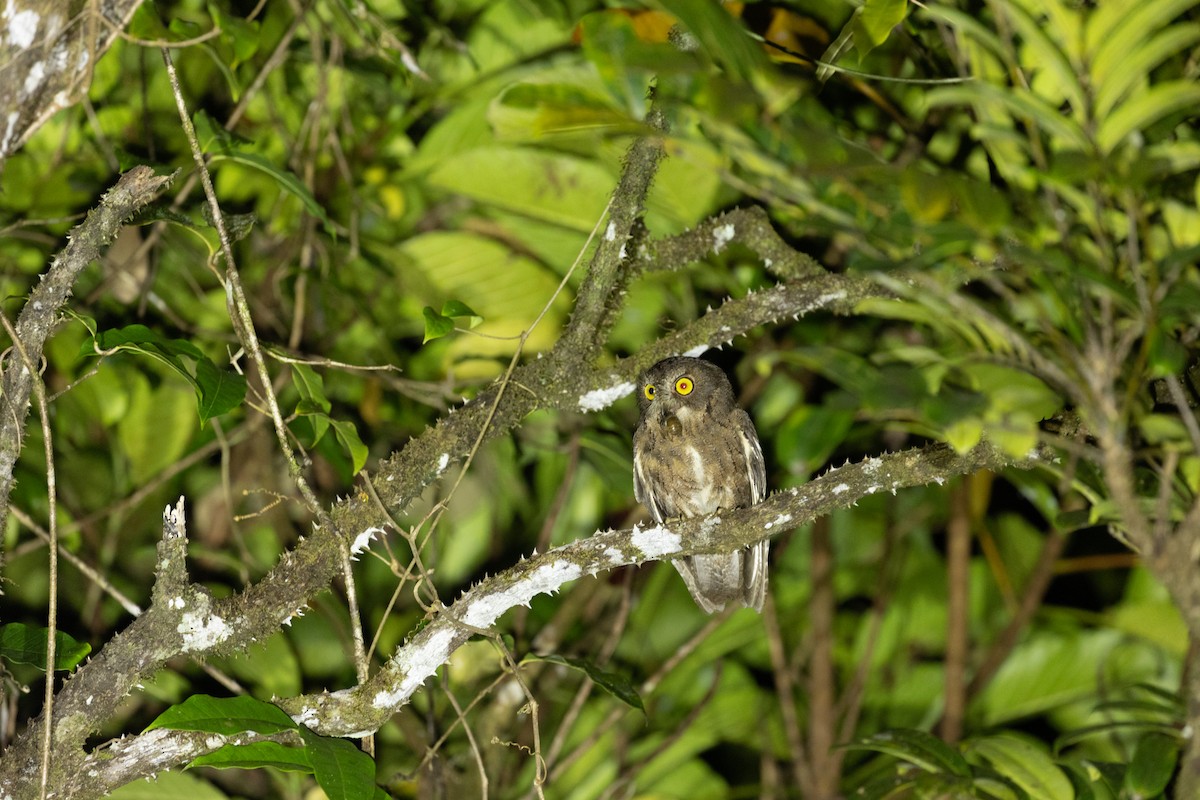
[[644, 384, 656, 400], [674, 377, 694, 395]]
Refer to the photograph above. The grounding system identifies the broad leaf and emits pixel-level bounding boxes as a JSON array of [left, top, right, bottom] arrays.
[[300, 729, 377, 800], [964, 733, 1073, 800], [0, 623, 91, 671], [189, 741, 311, 772], [422, 307, 455, 343], [194, 357, 247, 423], [330, 419, 368, 474], [841, 729, 972, 777], [525, 653, 644, 711], [147, 694, 297, 736]]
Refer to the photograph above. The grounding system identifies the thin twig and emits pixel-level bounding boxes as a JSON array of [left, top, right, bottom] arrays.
[[808, 516, 836, 797], [941, 484, 971, 743], [763, 592, 815, 794], [0, 309, 59, 800], [160, 45, 327, 522], [9, 506, 142, 617]]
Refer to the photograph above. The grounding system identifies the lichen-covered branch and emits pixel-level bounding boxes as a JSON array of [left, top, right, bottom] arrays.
[[0, 0, 146, 166], [634, 205, 825, 281]]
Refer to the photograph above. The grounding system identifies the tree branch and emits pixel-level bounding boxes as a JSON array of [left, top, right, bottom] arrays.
[[41, 441, 1038, 800], [0, 1, 146, 167]]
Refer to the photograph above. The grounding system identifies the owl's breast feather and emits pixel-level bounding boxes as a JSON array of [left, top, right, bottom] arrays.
[[683, 444, 724, 515]]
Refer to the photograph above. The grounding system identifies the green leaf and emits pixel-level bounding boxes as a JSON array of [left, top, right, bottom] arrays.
[[815, 9, 859, 83], [989, 0, 1085, 116], [209, 151, 333, 233], [126, 4, 173, 41], [854, 0, 908, 56], [490, 81, 638, 140], [964, 733, 1074, 800], [300, 729, 377, 800], [0, 623, 91, 671], [193, 357, 247, 423], [841, 728, 972, 777], [399, 232, 573, 359], [192, 110, 236, 153], [524, 654, 644, 712], [81, 323, 202, 375], [1097, 80, 1200, 153], [147, 694, 297, 736], [426, 146, 613, 232], [441, 299, 483, 328], [82, 324, 244, 423], [1088, 0, 1200, 91], [330, 419, 368, 474], [106, 769, 231, 799], [291, 363, 332, 442], [189, 741, 312, 772], [422, 306, 456, 343], [291, 363, 332, 414], [1093, 23, 1200, 119], [926, 82, 1091, 152], [1123, 731, 1180, 796], [208, 2, 261, 69], [118, 378, 198, 485], [200, 203, 257, 244]]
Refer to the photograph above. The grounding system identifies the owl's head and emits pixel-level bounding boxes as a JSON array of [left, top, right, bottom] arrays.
[[636, 356, 736, 417]]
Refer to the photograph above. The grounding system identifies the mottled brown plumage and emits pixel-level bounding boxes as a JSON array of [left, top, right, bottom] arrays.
[[633, 356, 768, 613]]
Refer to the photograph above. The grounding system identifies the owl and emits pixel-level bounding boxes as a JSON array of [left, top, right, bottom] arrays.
[[632, 356, 768, 613]]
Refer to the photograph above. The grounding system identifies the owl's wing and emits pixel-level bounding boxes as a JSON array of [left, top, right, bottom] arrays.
[[736, 410, 767, 504], [632, 446, 665, 522]]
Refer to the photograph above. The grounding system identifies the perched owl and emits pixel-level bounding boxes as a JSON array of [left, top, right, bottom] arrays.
[[632, 356, 768, 613]]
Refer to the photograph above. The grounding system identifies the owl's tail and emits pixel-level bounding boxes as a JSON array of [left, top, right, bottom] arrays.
[[672, 539, 769, 614]]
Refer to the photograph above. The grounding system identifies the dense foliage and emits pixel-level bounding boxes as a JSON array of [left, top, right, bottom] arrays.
[[1, 0, 1198, 798]]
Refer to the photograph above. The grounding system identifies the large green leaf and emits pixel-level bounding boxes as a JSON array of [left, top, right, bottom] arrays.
[[524, 653, 644, 711], [854, 0, 909, 57], [396, 231, 571, 361], [82, 324, 245, 424], [0, 623, 91, 671], [990, 0, 1085, 116], [189, 741, 311, 772], [1087, 0, 1200, 89], [117, 377, 198, 485], [926, 82, 1091, 152], [964, 733, 1073, 800], [841, 728, 972, 777], [147, 694, 297, 736], [1097, 80, 1200, 153], [1092, 24, 1200, 118], [300, 729, 377, 800], [426, 145, 613, 232]]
